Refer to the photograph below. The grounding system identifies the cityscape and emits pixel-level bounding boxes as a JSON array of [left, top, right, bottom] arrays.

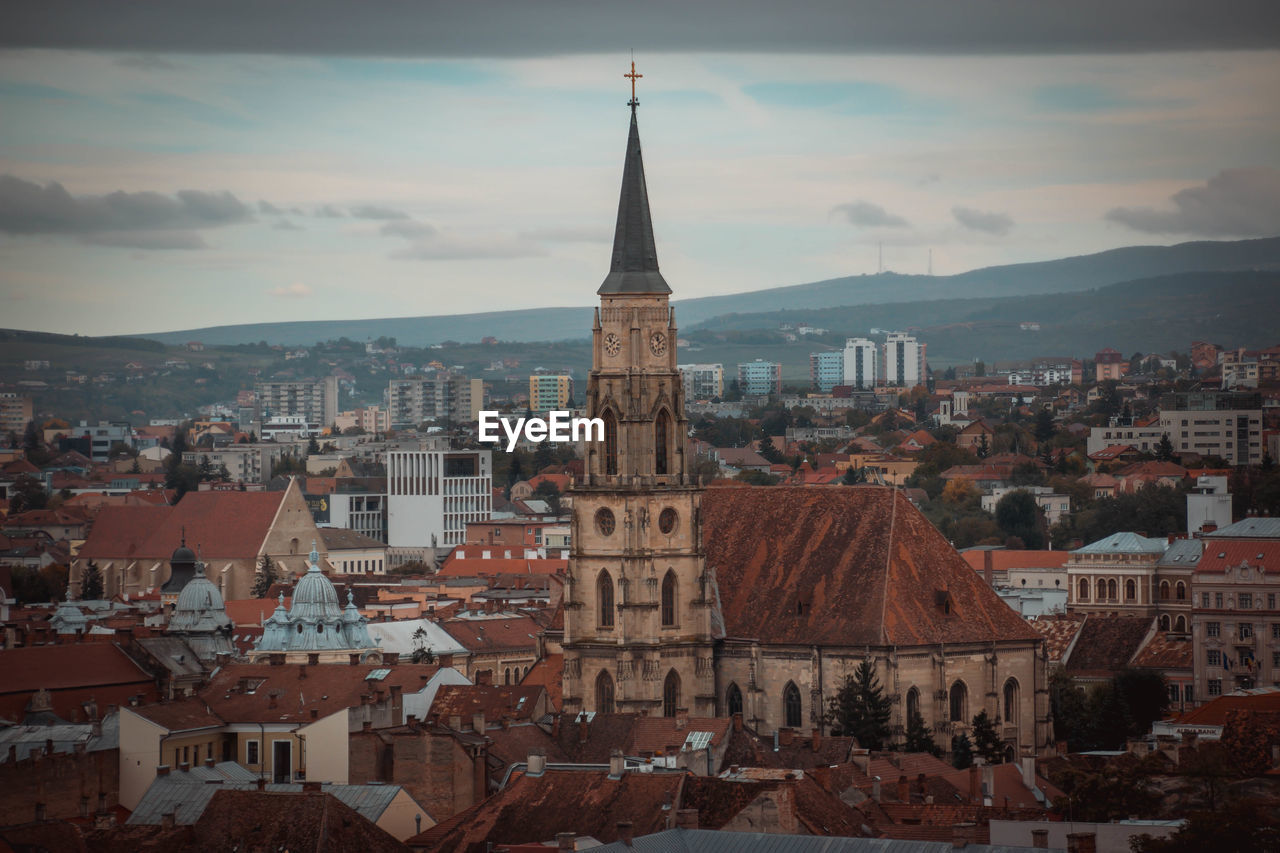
[[2, 4, 1280, 852]]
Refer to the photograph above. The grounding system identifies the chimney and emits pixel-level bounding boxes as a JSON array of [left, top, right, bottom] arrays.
[[178, 762, 190, 773], [472, 712, 486, 733], [579, 715, 590, 743], [46, 738, 54, 757], [982, 764, 995, 805], [952, 822, 977, 849], [303, 781, 321, 792], [811, 728, 821, 752], [256, 777, 266, 791], [732, 712, 743, 732], [897, 774, 910, 802], [362, 720, 372, 732], [675, 809, 699, 830], [527, 749, 547, 776], [1020, 756, 1037, 790], [779, 727, 794, 747], [205, 756, 215, 767], [609, 748, 625, 779], [551, 715, 561, 738], [1066, 832, 1097, 853], [556, 832, 576, 851], [1032, 828, 1050, 849], [871, 776, 881, 802], [91, 718, 102, 737], [160, 811, 175, 830], [449, 714, 462, 731], [156, 764, 171, 776], [968, 765, 980, 802], [851, 748, 870, 773], [438, 653, 453, 668], [617, 820, 634, 847]]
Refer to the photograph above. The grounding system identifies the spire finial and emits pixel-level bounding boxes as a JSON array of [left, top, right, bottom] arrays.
[[624, 56, 642, 110]]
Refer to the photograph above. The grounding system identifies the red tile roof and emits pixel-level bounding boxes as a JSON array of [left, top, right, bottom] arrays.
[[519, 653, 563, 711], [225, 597, 291, 626], [1176, 689, 1280, 727], [1196, 541, 1280, 574], [1029, 617, 1084, 663], [1064, 616, 1152, 677], [78, 490, 288, 561], [436, 555, 567, 578], [0, 642, 153, 693], [442, 616, 541, 654], [1131, 631, 1193, 670], [430, 684, 546, 724], [703, 486, 1040, 646], [189, 789, 408, 852], [961, 550, 1069, 574]]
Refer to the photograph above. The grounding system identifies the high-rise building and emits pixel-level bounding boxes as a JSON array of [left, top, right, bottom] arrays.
[[677, 363, 724, 401], [386, 448, 492, 548], [386, 375, 481, 428], [528, 375, 573, 413], [737, 360, 781, 396], [809, 351, 844, 392], [0, 393, 33, 436], [883, 332, 925, 388], [1159, 391, 1263, 466], [255, 376, 339, 428], [842, 338, 879, 389]]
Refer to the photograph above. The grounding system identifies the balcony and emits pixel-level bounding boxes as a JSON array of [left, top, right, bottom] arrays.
[[1230, 633, 1256, 648]]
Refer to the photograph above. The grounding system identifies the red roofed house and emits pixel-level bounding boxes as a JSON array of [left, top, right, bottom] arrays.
[[0, 642, 160, 723], [442, 614, 541, 685], [72, 479, 328, 601]]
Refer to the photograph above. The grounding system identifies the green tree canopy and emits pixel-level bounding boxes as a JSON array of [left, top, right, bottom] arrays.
[[825, 660, 892, 750], [970, 710, 1004, 764], [80, 560, 104, 601], [251, 554, 279, 598], [995, 489, 1046, 549]]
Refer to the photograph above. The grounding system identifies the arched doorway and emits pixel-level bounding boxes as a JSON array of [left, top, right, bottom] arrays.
[[663, 670, 681, 718]]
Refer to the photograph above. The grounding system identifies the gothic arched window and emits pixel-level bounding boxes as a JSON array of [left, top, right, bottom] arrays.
[[655, 409, 671, 476], [603, 410, 618, 476], [906, 687, 921, 724], [597, 570, 614, 628], [596, 669, 615, 714], [661, 570, 677, 627], [726, 683, 743, 718], [783, 682, 802, 729], [1003, 678, 1019, 723], [663, 670, 681, 718], [949, 680, 968, 723]]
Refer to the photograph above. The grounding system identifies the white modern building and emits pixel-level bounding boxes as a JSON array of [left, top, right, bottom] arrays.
[[386, 448, 492, 549], [842, 338, 879, 389], [809, 351, 844, 393], [255, 376, 339, 428], [677, 363, 724, 401], [883, 332, 925, 388], [1187, 475, 1233, 536], [980, 486, 1073, 528], [737, 360, 781, 396]]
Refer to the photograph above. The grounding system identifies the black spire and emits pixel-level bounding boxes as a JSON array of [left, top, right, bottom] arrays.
[[598, 100, 670, 295]]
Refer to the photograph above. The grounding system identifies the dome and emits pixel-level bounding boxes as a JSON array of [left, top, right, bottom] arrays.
[[288, 542, 341, 622], [168, 561, 232, 634], [171, 544, 197, 564]]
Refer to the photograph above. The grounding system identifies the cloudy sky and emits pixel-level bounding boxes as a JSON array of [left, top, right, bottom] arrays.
[[2, 1, 1279, 337]]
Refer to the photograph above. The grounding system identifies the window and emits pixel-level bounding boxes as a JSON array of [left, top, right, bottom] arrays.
[[504, 668, 511, 685], [949, 681, 968, 723], [596, 669, 615, 714], [1176, 582, 1186, 601], [1239, 623, 1254, 639], [1216, 592, 1224, 608], [726, 683, 743, 718], [1159, 581, 1170, 601], [1207, 650, 1222, 667], [661, 570, 677, 627], [247, 740, 260, 765], [1159, 614, 1170, 631], [1003, 679, 1019, 723], [663, 670, 681, 718], [1240, 593, 1253, 609], [597, 570, 615, 628], [906, 687, 921, 724], [1125, 579, 1136, 601], [1175, 615, 1187, 632], [783, 682, 802, 728], [1202, 592, 1210, 608], [1270, 594, 1277, 610], [654, 409, 670, 476], [1078, 578, 1089, 601], [1208, 680, 1222, 697], [1096, 579, 1106, 600], [1168, 683, 1179, 703], [1273, 652, 1280, 669], [1207, 622, 1220, 638], [1184, 685, 1193, 703], [602, 410, 618, 476], [1273, 624, 1280, 640]]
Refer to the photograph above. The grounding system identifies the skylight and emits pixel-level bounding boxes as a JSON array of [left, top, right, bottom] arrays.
[[366, 668, 391, 681]]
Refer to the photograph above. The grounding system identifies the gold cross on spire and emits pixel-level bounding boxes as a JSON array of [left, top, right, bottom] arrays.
[[624, 59, 643, 108]]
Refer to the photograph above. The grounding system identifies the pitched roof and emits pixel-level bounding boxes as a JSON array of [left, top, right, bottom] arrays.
[[1176, 687, 1280, 726], [1071, 532, 1168, 555], [703, 486, 1040, 646], [436, 555, 568, 578], [1063, 616, 1152, 677], [1131, 631, 1193, 670], [519, 653, 563, 711], [1195, 541, 1280, 574], [960, 550, 1069, 574], [441, 615, 541, 653], [78, 490, 288, 561], [188, 789, 408, 853], [1205, 518, 1280, 539], [598, 106, 669, 295], [0, 642, 153, 694], [318, 527, 388, 551], [1028, 617, 1084, 663], [430, 684, 545, 724]]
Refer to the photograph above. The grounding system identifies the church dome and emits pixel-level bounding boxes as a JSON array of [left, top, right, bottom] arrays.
[[289, 542, 341, 622], [169, 561, 232, 634], [171, 543, 197, 565]]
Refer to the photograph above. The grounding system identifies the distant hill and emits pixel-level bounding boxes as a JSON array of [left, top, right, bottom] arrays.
[[135, 236, 1280, 347]]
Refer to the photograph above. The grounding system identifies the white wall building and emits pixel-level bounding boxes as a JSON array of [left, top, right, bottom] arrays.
[[842, 338, 879, 389], [981, 486, 1072, 527], [386, 449, 492, 548], [677, 363, 724, 401], [883, 332, 925, 388], [1187, 475, 1233, 536]]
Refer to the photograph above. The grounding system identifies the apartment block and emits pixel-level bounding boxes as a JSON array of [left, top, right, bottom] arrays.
[[677, 363, 724, 401], [1086, 418, 1167, 456], [1158, 391, 1263, 466], [386, 376, 482, 427], [528, 375, 573, 413], [0, 393, 33, 436], [842, 338, 879, 389], [737, 360, 781, 396], [254, 376, 339, 427], [809, 351, 844, 393], [1095, 348, 1127, 382], [386, 449, 492, 548], [883, 332, 925, 388]]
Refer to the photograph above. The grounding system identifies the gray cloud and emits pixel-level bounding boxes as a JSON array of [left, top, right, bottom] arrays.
[[391, 236, 547, 261], [1105, 167, 1280, 237], [380, 220, 435, 239], [349, 204, 410, 220], [113, 54, 178, 70], [6, 1, 1278, 55], [314, 204, 345, 218], [0, 174, 250, 243], [83, 230, 207, 250], [258, 200, 282, 214], [520, 225, 611, 243], [833, 201, 909, 228], [952, 205, 1014, 235], [273, 219, 303, 231]]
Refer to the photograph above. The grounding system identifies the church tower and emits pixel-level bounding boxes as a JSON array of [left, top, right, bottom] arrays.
[[562, 67, 717, 718]]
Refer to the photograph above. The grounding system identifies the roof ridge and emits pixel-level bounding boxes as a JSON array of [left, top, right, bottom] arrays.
[[879, 486, 897, 646]]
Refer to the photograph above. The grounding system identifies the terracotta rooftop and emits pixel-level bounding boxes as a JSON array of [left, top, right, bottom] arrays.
[[1064, 616, 1153, 678], [518, 653, 563, 711], [442, 615, 541, 654], [0, 642, 153, 694], [702, 486, 1040, 646], [1176, 687, 1280, 727], [961, 549, 1069, 574], [78, 490, 288, 561], [187, 788, 408, 852], [430, 684, 546, 724], [1028, 617, 1084, 663], [224, 596, 292, 627], [1196, 541, 1280, 574], [435, 555, 568, 578], [1131, 631, 1193, 670]]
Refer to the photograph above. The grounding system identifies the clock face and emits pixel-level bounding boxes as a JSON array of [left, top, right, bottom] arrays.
[[604, 333, 622, 357], [649, 331, 667, 356]]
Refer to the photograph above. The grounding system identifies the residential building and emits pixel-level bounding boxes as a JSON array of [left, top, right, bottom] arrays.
[[182, 444, 293, 484], [1094, 348, 1127, 381], [67, 420, 134, 462], [1004, 359, 1080, 387], [1086, 417, 1167, 457], [255, 376, 339, 427], [1187, 475, 1233, 536], [1158, 390, 1264, 465], [0, 393, 33, 436], [883, 332, 925, 388], [313, 489, 387, 543], [1221, 347, 1260, 389], [334, 405, 390, 434], [1065, 532, 1169, 616], [386, 375, 481, 428], [979, 486, 1072, 528], [677, 363, 724, 401], [386, 448, 492, 548], [808, 351, 844, 392], [842, 337, 879, 389], [528, 374, 573, 412], [737, 360, 781, 396], [319, 526, 389, 575]]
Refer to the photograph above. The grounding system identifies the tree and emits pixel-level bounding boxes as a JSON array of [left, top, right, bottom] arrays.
[[842, 466, 866, 485], [532, 480, 563, 515], [950, 733, 973, 769], [306, 436, 321, 456], [252, 554, 279, 598], [970, 710, 1004, 764], [976, 434, 990, 459], [8, 474, 49, 514], [757, 433, 783, 464], [80, 560, 104, 601], [1033, 408, 1056, 444], [903, 710, 940, 756], [410, 626, 436, 664], [1156, 433, 1176, 462], [995, 489, 1046, 550], [825, 660, 892, 749], [1130, 803, 1280, 853], [1111, 668, 1170, 740]]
